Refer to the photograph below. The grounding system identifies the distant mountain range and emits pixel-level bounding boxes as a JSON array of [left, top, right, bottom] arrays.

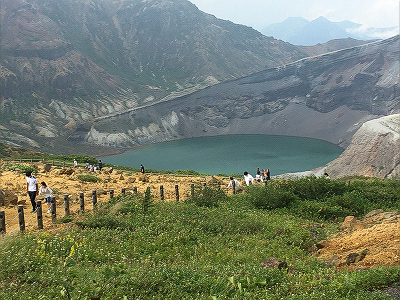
[[261, 16, 399, 46]]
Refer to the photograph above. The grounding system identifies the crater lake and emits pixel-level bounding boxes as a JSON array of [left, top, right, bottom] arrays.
[[99, 135, 343, 176]]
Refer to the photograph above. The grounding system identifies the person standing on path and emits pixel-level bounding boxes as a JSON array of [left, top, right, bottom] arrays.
[[140, 164, 145, 174], [26, 171, 39, 213], [98, 160, 103, 171], [227, 177, 241, 192], [256, 168, 263, 182], [243, 171, 254, 186], [265, 169, 271, 181], [73, 159, 78, 168], [39, 181, 53, 213]]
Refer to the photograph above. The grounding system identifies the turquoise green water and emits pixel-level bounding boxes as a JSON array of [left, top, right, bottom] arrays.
[[100, 135, 342, 176]]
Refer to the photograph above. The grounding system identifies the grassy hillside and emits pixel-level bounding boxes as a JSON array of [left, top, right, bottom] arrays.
[[0, 175, 399, 299]]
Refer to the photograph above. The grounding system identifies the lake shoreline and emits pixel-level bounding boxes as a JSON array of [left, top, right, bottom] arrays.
[[98, 134, 343, 176]]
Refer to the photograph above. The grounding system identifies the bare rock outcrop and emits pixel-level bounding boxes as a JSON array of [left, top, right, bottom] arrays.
[[322, 114, 400, 178], [0, 189, 18, 207]]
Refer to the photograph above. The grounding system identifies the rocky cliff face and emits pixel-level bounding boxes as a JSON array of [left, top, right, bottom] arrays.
[[84, 36, 399, 149], [321, 114, 400, 178]]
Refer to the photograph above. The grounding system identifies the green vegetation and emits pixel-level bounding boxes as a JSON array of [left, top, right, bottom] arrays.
[[76, 175, 102, 183], [3, 163, 38, 174], [0, 176, 399, 299], [7, 153, 98, 165]]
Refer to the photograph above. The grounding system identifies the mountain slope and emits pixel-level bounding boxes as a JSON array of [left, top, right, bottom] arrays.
[[322, 114, 400, 178], [286, 114, 400, 179], [83, 36, 399, 149], [0, 0, 307, 151]]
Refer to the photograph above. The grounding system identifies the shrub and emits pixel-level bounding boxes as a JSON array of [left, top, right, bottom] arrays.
[[327, 190, 368, 216], [244, 186, 298, 210], [189, 185, 228, 207], [142, 186, 153, 214], [4, 163, 38, 174], [56, 215, 74, 223], [291, 199, 352, 220], [76, 174, 102, 182], [271, 175, 348, 201]]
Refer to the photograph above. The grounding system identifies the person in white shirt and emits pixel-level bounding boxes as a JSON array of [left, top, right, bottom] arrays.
[[39, 181, 53, 213], [227, 176, 241, 193], [73, 159, 78, 168], [243, 171, 254, 186], [26, 171, 39, 212]]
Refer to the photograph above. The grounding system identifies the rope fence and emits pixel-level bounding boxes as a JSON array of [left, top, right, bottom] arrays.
[[0, 183, 206, 234]]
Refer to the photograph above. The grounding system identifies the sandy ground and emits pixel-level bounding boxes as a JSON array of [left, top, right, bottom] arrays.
[[1, 165, 399, 269], [317, 212, 400, 269]]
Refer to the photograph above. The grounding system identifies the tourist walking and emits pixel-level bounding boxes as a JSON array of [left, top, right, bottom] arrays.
[[256, 168, 263, 182], [140, 164, 145, 174], [73, 159, 78, 168], [265, 169, 271, 181], [98, 160, 103, 171], [227, 176, 241, 192], [39, 181, 53, 213], [26, 171, 39, 213], [243, 171, 254, 186]]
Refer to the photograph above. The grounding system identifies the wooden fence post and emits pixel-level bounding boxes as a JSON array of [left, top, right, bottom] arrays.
[[233, 180, 236, 195], [92, 190, 97, 208], [264, 179, 268, 186], [121, 187, 126, 195], [191, 183, 195, 199], [160, 185, 164, 200], [110, 189, 114, 199], [64, 194, 70, 217], [51, 196, 57, 223], [175, 185, 179, 202], [79, 192, 84, 213], [133, 187, 137, 194], [18, 205, 25, 232], [36, 200, 43, 230], [0, 211, 5, 234]]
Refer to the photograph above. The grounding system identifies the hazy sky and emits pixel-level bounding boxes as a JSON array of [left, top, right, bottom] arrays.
[[189, 0, 399, 31]]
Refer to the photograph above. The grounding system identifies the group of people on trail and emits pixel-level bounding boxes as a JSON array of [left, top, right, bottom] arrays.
[[243, 168, 270, 186], [227, 168, 271, 191], [26, 171, 53, 213], [84, 160, 103, 172]]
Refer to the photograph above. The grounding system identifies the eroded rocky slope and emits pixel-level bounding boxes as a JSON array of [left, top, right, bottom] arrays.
[[322, 114, 400, 178], [84, 36, 399, 149]]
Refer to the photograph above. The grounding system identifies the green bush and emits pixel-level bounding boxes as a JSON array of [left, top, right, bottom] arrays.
[[56, 215, 74, 223], [327, 190, 368, 216], [188, 185, 228, 207], [244, 185, 298, 209], [76, 174, 102, 182], [291, 199, 352, 220], [4, 163, 38, 174], [271, 175, 348, 201], [142, 186, 153, 214]]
